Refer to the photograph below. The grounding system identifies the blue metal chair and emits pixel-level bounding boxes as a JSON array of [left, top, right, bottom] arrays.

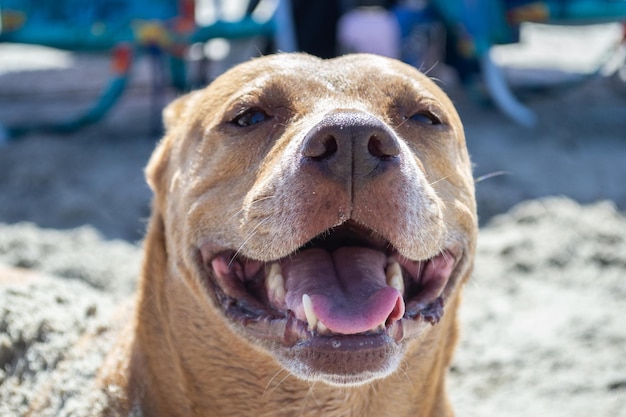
[[395, 0, 626, 125], [430, 0, 626, 126], [0, 0, 296, 140]]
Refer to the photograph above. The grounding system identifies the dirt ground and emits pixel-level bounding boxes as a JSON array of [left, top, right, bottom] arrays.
[[1, 23, 625, 416]]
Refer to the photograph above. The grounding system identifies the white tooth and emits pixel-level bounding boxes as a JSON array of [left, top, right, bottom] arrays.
[[267, 264, 282, 290], [386, 262, 404, 293], [389, 274, 404, 293], [266, 263, 285, 305], [316, 320, 329, 334], [273, 285, 286, 305], [386, 261, 402, 279], [302, 294, 318, 330]]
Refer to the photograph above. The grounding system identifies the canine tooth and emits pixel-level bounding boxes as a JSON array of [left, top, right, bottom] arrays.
[[316, 320, 329, 334], [386, 262, 404, 293], [302, 294, 318, 330], [265, 263, 285, 304]]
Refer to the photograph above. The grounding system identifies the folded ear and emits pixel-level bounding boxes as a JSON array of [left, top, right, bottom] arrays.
[[145, 91, 202, 196], [145, 136, 172, 196], [162, 90, 202, 132]]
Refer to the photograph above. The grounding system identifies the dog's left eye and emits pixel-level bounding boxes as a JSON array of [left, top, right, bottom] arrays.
[[232, 108, 270, 127], [409, 111, 441, 126]]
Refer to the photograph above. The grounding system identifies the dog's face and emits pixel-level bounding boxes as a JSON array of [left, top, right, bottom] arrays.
[[147, 53, 476, 387]]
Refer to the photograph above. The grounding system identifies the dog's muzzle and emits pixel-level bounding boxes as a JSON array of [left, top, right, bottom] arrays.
[[196, 111, 465, 385]]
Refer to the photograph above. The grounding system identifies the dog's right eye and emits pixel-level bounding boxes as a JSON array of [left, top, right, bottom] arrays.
[[232, 108, 270, 127]]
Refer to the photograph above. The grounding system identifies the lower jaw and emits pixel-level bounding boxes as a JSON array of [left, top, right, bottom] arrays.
[[277, 333, 404, 386], [221, 298, 445, 385]]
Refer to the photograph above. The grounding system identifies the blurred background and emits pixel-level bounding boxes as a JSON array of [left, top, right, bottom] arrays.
[[1, 0, 625, 242], [1, 2, 626, 416]]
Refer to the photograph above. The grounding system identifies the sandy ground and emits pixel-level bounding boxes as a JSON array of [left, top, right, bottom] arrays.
[[1, 23, 625, 415]]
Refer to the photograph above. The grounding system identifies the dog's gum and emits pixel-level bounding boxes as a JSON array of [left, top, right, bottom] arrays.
[[244, 260, 264, 280], [405, 297, 444, 324]]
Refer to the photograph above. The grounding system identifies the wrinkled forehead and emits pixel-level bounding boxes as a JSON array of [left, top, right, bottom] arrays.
[[212, 53, 446, 106]]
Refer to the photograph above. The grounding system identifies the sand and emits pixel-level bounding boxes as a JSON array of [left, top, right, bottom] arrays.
[[1, 198, 624, 416]]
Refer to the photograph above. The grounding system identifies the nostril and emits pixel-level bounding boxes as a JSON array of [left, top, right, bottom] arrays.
[[306, 135, 338, 161], [368, 136, 385, 158], [368, 135, 399, 159]]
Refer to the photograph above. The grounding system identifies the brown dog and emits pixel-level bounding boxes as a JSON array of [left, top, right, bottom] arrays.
[[98, 53, 477, 416]]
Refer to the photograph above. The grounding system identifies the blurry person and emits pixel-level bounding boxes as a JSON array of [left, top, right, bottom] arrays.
[[337, 0, 401, 58]]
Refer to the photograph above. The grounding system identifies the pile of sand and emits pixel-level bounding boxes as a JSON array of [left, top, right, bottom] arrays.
[[1, 197, 624, 416]]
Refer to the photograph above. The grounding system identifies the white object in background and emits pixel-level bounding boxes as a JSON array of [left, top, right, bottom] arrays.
[[338, 7, 401, 59]]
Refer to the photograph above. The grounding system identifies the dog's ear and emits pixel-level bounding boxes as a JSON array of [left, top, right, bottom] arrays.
[[146, 91, 202, 196], [145, 137, 172, 197], [162, 90, 202, 132]]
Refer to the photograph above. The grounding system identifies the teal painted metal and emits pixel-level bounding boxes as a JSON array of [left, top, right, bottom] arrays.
[[2, 0, 625, 132], [412, 0, 626, 125], [0, 0, 281, 139]]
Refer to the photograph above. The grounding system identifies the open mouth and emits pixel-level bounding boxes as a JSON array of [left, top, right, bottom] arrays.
[[199, 221, 462, 348]]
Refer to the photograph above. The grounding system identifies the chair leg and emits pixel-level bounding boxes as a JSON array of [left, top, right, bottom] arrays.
[[2, 44, 133, 141], [480, 53, 537, 127]]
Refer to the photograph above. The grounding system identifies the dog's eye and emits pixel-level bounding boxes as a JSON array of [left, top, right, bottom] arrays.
[[409, 111, 441, 126], [232, 108, 270, 127]]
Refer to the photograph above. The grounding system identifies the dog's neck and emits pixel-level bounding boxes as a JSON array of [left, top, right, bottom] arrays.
[[120, 214, 456, 417]]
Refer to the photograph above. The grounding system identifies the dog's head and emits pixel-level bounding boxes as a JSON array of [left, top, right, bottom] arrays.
[[146, 53, 476, 387]]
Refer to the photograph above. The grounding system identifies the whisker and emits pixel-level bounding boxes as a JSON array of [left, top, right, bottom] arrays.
[[423, 228, 445, 258], [263, 369, 285, 398], [254, 44, 264, 57], [467, 273, 481, 289], [228, 217, 269, 267], [226, 208, 246, 224], [266, 120, 284, 141], [417, 260, 425, 277], [429, 175, 452, 187], [394, 116, 410, 130], [300, 381, 320, 416], [439, 250, 452, 266], [306, 381, 319, 403], [398, 359, 415, 389], [421, 60, 440, 77], [251, 195, 275, 204], [226, 195, 275, 223], [264, 369, 292, 399], [429, 75, 444, 85], [474, 170, 511, 184]]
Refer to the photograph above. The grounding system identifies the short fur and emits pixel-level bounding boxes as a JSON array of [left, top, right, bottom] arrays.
[[94, 53, 475, 416]]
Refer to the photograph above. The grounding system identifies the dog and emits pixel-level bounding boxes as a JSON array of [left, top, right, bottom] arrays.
[[85, 53, 476, 416]]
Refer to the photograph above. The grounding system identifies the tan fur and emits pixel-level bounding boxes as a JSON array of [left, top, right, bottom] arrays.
[[99, 53, 477, 417]]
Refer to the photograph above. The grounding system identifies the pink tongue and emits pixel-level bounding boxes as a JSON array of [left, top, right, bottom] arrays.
[[282, 247, 404, 334]]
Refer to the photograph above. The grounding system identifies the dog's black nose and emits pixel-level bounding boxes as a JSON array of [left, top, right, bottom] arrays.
[[301, 111, 400, 180]]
